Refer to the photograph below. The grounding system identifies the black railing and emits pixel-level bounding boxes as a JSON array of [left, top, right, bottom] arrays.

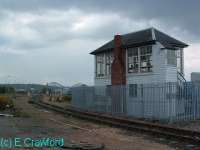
[[177, 72, 186, 83]]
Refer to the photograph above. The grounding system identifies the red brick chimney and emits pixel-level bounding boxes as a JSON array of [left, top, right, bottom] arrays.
[[111, 35, 126, 85]]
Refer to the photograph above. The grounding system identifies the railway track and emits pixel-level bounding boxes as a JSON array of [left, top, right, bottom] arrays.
[[30, 100, 200, 146]]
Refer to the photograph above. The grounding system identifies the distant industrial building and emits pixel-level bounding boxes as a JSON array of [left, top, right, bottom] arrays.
[[191, 72, 200, 82]]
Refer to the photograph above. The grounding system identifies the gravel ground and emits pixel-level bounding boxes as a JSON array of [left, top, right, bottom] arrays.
[[41, 95, 200, 150], [41, 96, 200, 132], [172, 120, 200, 132], [0, 95, 195, 150]]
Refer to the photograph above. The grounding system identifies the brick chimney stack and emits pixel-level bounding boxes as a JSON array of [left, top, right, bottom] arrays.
[[111, 35, 126, 85]]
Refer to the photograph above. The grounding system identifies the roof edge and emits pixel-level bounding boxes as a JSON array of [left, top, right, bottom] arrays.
[[90, 40, 156, 55], [151, 27, 156, 40]]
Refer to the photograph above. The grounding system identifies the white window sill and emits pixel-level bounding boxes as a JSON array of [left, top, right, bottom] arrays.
[[95, 75, 111, 79], [126, 72, 154, 77]]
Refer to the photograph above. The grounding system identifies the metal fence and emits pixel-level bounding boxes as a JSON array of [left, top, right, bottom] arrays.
[[71, 82, 200, 123]]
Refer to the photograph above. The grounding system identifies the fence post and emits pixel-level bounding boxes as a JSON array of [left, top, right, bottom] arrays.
[[169, 83, 173, 123]]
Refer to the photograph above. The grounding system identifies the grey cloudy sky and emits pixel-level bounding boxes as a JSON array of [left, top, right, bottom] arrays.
[[0, 0, 199, 86]]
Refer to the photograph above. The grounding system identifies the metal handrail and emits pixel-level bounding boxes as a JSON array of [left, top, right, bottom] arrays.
[[177, 71, 186, 83]]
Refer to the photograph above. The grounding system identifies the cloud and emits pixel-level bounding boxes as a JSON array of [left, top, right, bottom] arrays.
[[0, 0, 199, 40], [0, 0, 199, 43], [0, 0, 199, 85], [0, 8, 156, 54]]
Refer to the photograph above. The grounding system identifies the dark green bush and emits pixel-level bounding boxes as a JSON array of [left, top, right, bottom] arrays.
[[0, 86, 15, 94]]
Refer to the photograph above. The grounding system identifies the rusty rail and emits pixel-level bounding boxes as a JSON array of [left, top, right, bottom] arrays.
[[30, 100, 200, 145]]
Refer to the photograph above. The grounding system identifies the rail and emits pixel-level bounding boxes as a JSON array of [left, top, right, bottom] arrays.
[[30, 100, 200, 146]]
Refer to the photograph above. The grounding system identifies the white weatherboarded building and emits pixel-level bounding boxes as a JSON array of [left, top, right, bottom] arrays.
[[90, 28, 188, 86], [87, 28, 189, 121]]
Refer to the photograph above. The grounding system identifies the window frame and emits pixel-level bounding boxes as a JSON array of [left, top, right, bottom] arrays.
[[105, 52, 113, 76], [176, 49, 183, 74], [106, 85, 112, 96], [127, 47, 139, 73], [96, 52, 113, 78], [167, 50, 177, 66], [127, 45, 153, 74], [140, 45, 153, 73], [129, 84, 137, 97], [96, 54, 105, 77]]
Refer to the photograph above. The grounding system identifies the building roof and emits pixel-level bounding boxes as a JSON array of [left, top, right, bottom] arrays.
[[90, 27, 188, 55]]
